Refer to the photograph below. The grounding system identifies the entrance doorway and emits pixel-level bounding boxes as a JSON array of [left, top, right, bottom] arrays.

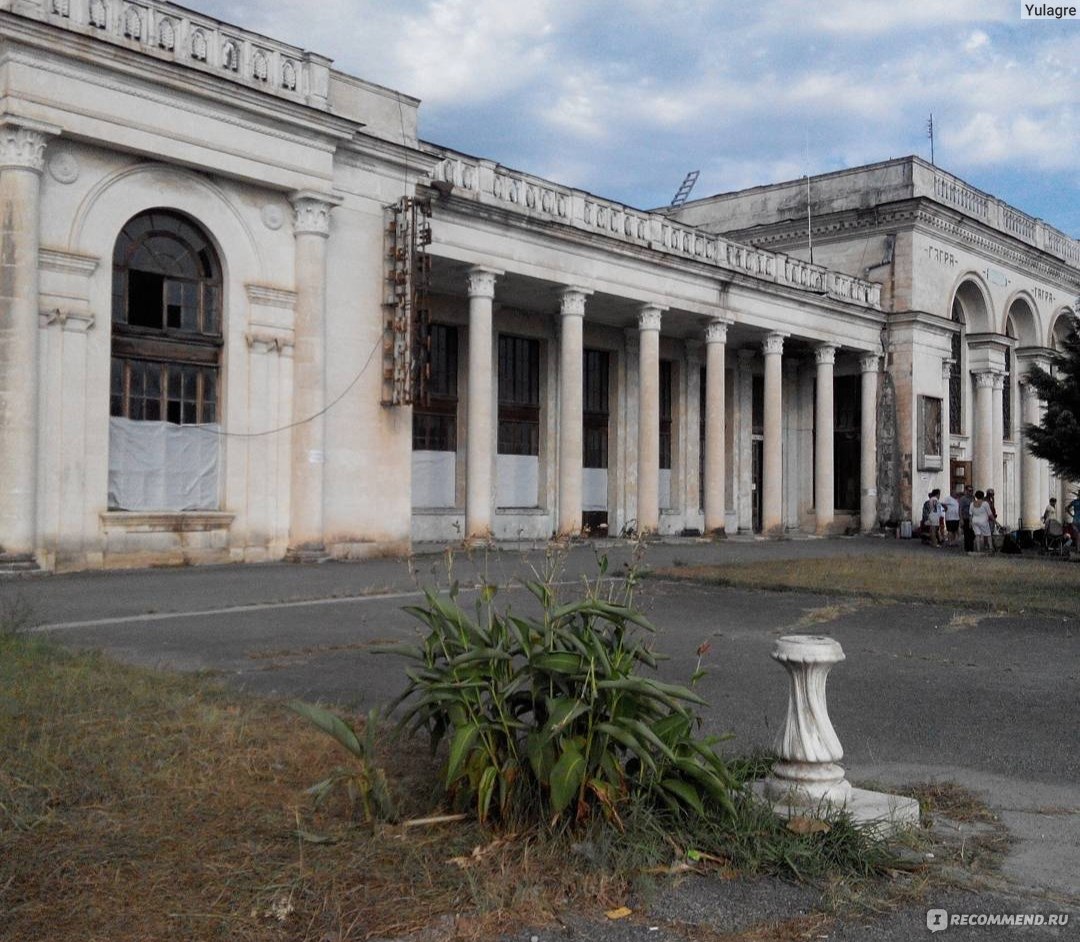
[[752, 438, 763, 532]]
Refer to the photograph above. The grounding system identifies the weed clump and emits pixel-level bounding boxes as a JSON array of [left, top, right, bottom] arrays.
[[376, 552, 736, 828]]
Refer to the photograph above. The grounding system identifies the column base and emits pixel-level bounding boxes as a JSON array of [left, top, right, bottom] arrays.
[[752, 780, 920, 838], [705, 527, 727, 540], [284, 545, 330, 563]]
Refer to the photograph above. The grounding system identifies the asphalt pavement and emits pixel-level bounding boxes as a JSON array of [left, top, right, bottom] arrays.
[[9, 535, 1079, 941]]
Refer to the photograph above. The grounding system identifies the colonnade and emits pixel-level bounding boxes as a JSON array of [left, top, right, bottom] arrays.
[[460, 266, 884, 542]]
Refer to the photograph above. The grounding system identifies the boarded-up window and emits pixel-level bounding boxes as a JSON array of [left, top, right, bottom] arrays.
[[583, 349, 609, 469], [412, 324, 458, 451]]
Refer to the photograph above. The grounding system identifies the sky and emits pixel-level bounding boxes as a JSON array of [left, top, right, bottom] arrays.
[[189, 0, 1079, 236]]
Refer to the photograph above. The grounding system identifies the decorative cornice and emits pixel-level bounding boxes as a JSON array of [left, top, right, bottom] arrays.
[[638, 304, 664, 331], [558, 287, 590, 317], [39, 247, 99, 275], [762, 332, 787, 357], [466, 267, 499, 299], [814, 343, 837, 366], [246, 283, 297, 309]]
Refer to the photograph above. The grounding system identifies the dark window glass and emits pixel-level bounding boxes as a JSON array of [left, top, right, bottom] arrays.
[[950, 300, 964, 435], [583, 349, 609, 469], [413, 324, 458, 451], [699, 365, 706, 509], [498, 335, 540, 456], [752, 374, 764, 434], [834, 375, 861, 511], [111, 210, 222, 426], [660, 359, 673, 470], [1003, 347, 1012, 440]]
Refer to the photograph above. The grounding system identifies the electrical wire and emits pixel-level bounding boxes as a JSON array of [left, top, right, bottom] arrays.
[[202, 76, 418, 441]]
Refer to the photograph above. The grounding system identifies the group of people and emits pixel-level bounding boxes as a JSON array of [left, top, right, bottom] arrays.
[[920, 485, 1080, 555]]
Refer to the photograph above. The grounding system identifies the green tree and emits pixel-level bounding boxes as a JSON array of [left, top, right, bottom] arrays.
[[1023, 312, 1080, 481]]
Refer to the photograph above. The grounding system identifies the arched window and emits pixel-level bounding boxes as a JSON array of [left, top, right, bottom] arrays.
[[950, 298, 965, 435], [1003, 318, 1016, 440], [109, 210, 223, 511]]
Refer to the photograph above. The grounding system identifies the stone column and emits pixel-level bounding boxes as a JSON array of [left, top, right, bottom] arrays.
[[762, 332, 786, 535], [703, 319, 729, 535], [1020, 379, 1042, 528], [860, 355, 880, 531], [991, 372, 1005, 503], [557, 287, 589, 537], [0, 122, 50, 562], [637, 304, 664, 534], [286, 192, 339, 556], [814, 344, 837, 534], [940, 359, 952, 489], [684, 339, 702, 517], [973, 370, 995, 493], [737, 348, 755, 531], [465, 267, 499, 542]]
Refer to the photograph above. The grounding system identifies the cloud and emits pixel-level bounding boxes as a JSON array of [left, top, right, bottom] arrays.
[[174, 1, 1080, 232]]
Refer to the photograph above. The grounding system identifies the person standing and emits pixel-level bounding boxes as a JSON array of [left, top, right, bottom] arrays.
[[941, 489, 961, 548], [1042, 497, 1058, 529], [959, 484, 975, 553], [971, 490, 994, 554], [1066, 490, 1080, 547]]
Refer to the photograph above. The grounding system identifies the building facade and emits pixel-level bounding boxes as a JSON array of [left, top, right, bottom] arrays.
[[669, 158, 1080, 530], [0, 0, 1074, 572]]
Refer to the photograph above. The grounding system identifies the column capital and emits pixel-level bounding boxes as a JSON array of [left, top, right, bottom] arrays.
[[466, 266, 501, 299], [638, 303, 665, 332], [973, 370, 996, 389], [705, 318, 731, 344], [558, 286, 591, 317], [1019, 379, 1040, 402], [289, 190, 342, 237], [814, 343, 837, 367], [859, 353, 881, 374], [0, 121, 56, 173], [990, 371, 1006, 391], [941, 358, 953, 380], [762, 332, 787, 357]]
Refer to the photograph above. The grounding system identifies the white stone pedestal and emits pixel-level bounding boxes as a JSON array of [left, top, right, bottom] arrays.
[[755, 635, 919, 837]]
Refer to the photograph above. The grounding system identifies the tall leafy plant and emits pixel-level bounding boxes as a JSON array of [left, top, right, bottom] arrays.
[[377, 554, 735, 826]]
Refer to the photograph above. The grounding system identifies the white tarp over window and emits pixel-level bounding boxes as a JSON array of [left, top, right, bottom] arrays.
[[497, 454, 539, 508], [583, 468, 608, 512], [108, 417, 221, 511], [412, 450, 457, 508], [659, 469, 672, 510]]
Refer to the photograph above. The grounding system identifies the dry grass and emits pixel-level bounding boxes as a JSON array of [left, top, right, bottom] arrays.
[[653, 554, 1080, 617], [0, 633, 626, 942]]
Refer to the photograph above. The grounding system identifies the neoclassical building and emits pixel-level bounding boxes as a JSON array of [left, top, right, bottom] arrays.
[[669, 159, 1079, 529], [0, 0, 1075, 571]]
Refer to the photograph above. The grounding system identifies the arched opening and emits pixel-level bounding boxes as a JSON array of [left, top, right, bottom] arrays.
[[950, 297, 965, 435], [1004, 316, 1016, 441], [108, 210, 224, 511]]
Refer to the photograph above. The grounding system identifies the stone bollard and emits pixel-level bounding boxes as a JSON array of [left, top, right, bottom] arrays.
[[756, 634, 920, 836], [763, 635, 852, 804]]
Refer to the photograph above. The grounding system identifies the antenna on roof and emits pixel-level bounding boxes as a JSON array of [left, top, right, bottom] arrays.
[[927, 112, 935, 165], [670, 170, 700, 207]]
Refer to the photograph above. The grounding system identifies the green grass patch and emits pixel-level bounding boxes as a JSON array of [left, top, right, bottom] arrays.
[[653, 554, 1080, 617]]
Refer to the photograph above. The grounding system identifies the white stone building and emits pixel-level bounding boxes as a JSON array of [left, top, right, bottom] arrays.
[[0, 0, 1074, 571]]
